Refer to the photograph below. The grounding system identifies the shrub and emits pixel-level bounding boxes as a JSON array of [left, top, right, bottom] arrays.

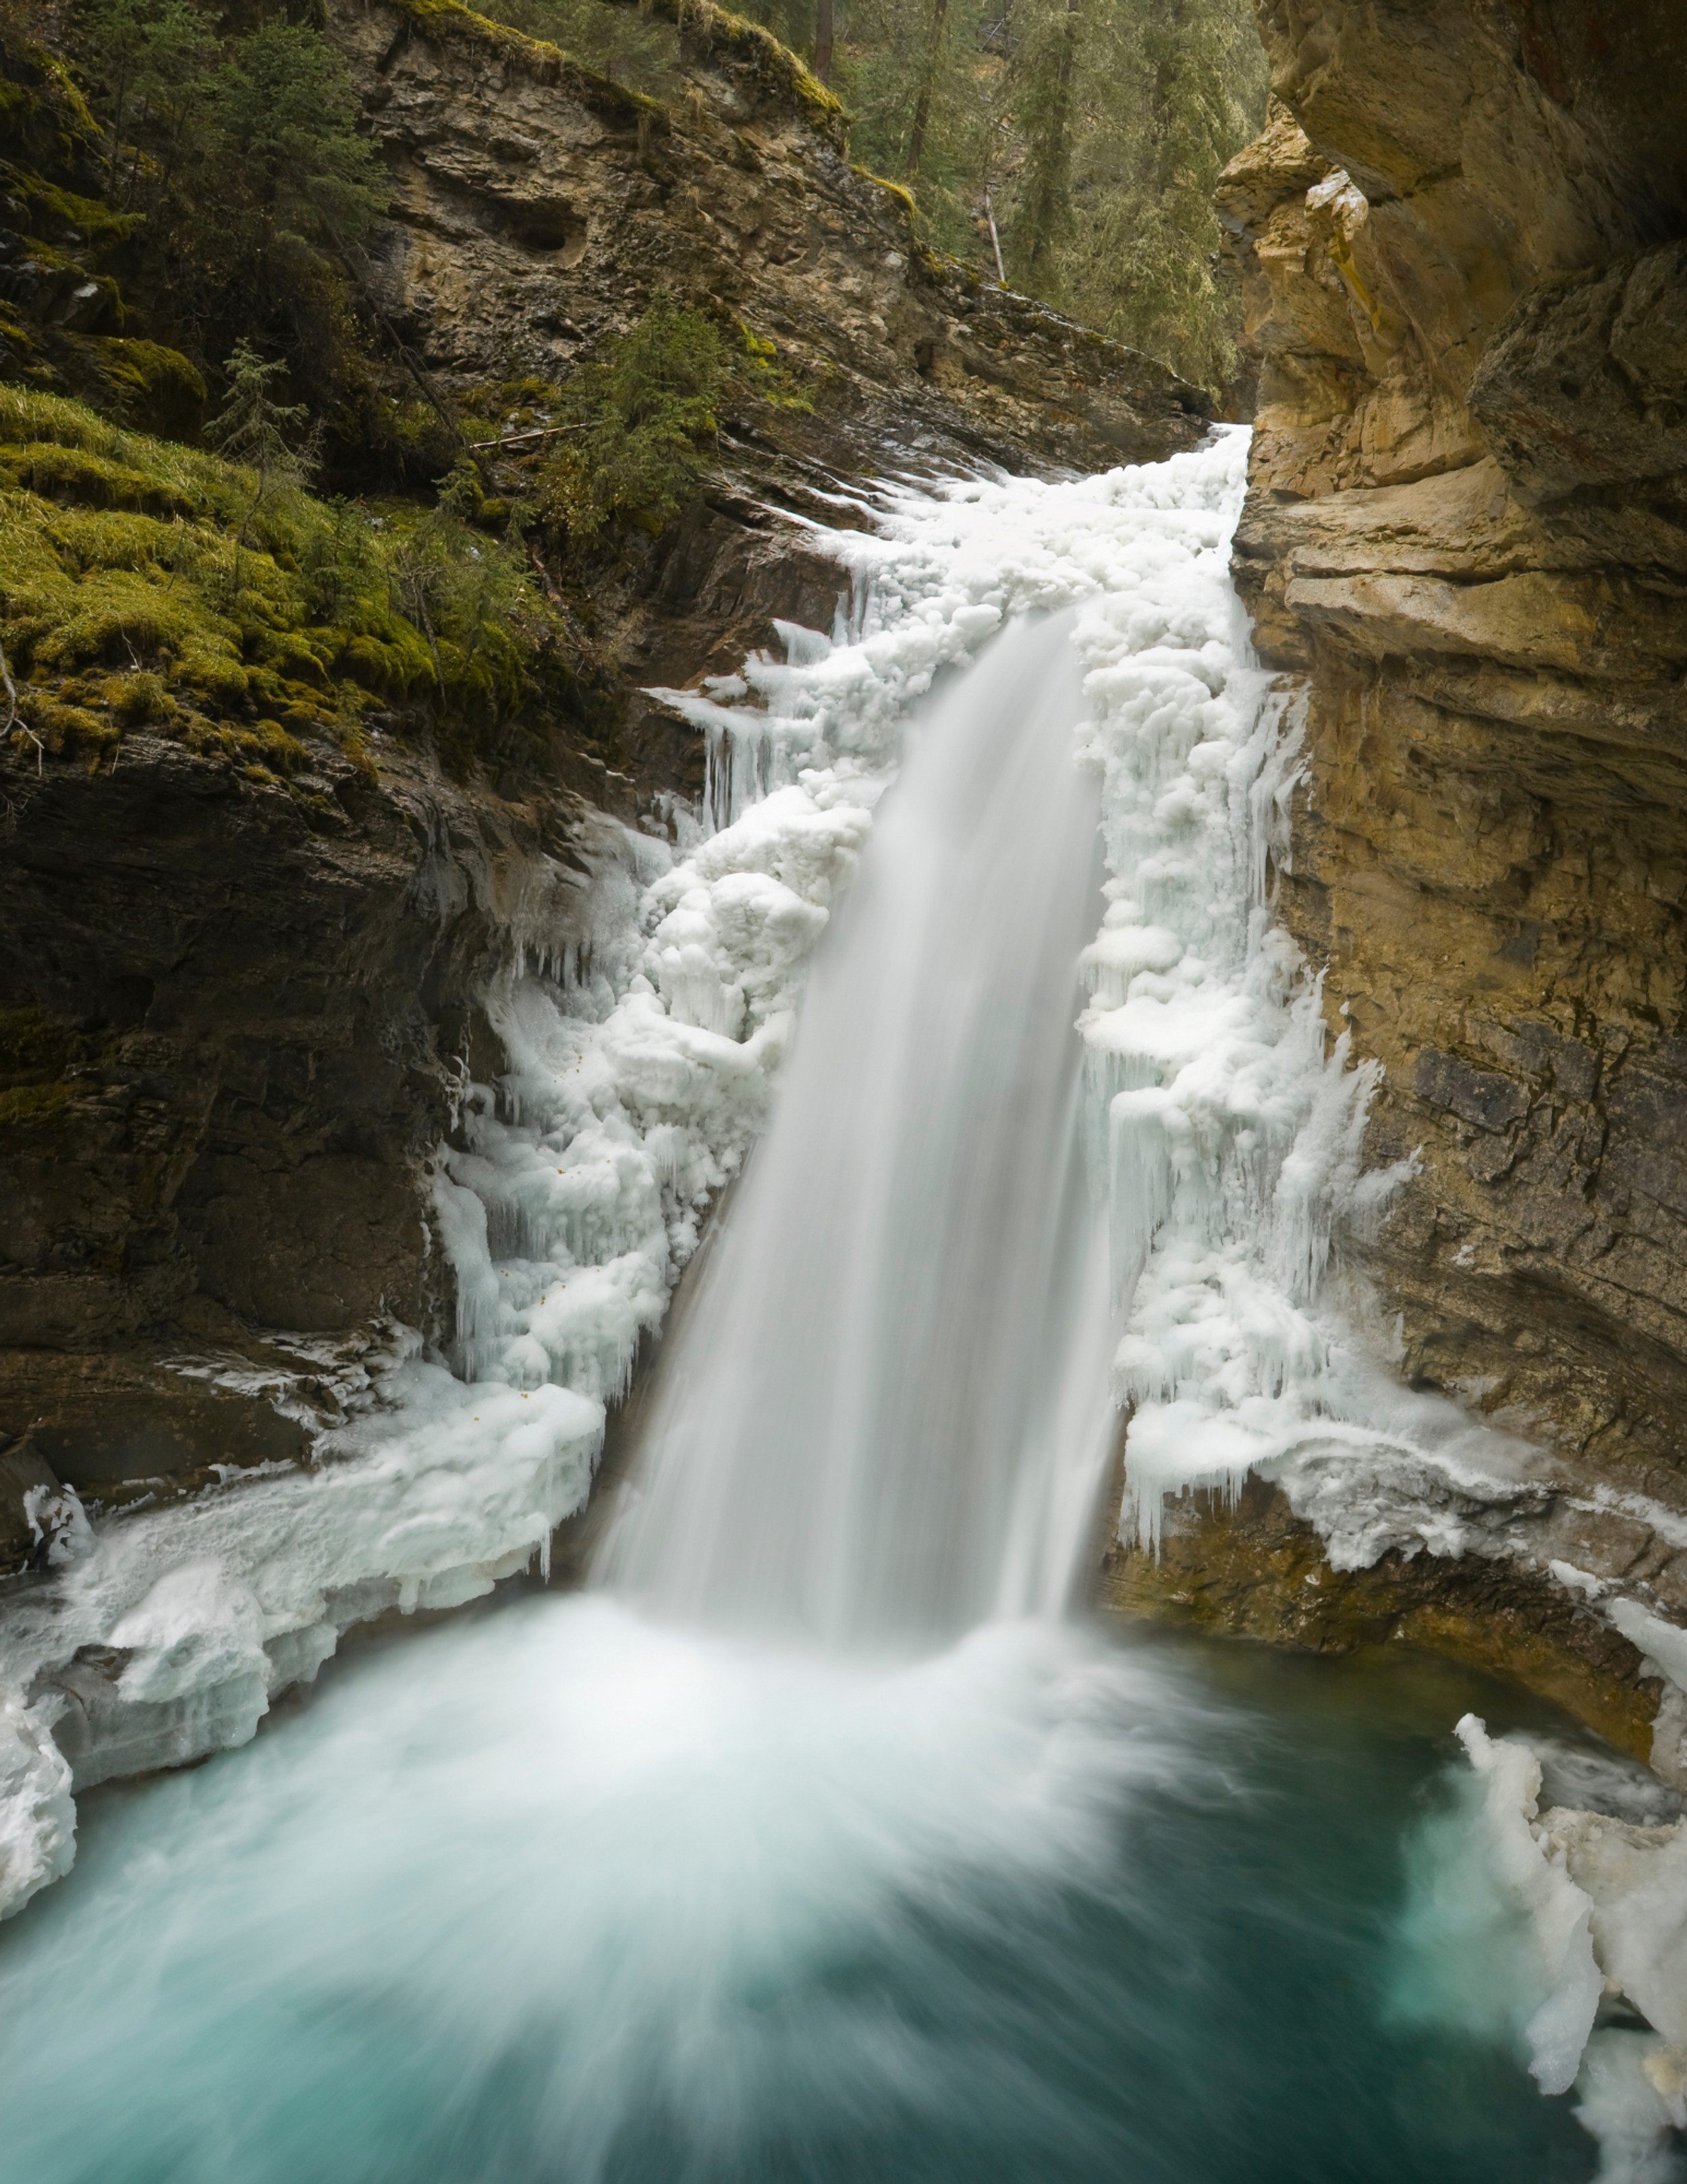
[[538, 294, 807, 551], [66, 0, 391, 420]]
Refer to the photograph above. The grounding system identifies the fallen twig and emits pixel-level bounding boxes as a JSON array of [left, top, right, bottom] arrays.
[[0, 637, 43, 773], [468, 425, 588, 449], [526, 538, 565, 604]]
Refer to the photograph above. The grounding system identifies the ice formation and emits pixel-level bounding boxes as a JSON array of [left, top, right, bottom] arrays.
[[1415, 1719, 1687, 2182], [0, 430, 1289, 1912], [0, 436, 1564, 1868]]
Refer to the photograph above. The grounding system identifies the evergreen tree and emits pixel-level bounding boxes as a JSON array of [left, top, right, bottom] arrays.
[[904, 0, 953, 180], [214, 20, 389, 255], [205, 339, 316, 556], [839, 0, 1004, 255], [1047, 0, 1265, 391], [80, 0, 391, 416], [1007, 0, 1080, 283], [727, 0, 1267, 388], [206, 343, 313, 481], [82, 0, 1265, 410]]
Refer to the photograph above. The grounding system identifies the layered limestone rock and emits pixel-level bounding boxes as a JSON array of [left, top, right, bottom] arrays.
[[330, 0, 1209, 784], [1107, 0, 1687, 1758], [338, 0, 1205, 481]]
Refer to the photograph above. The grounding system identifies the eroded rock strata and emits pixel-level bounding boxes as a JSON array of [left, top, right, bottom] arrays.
[[1107, 0, 1687, 1765], [333, 0, 1211, 779]]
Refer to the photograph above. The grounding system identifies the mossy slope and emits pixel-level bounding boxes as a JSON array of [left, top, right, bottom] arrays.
[[0, 385, 580, 783]]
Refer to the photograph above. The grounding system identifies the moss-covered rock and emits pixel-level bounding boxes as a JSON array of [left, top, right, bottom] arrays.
[[0, 384, 578, 780]]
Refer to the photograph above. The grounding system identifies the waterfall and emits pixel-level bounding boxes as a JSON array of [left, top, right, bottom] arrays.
[[0, 429, 1451, 1890], [0, 434, 1640, 2184], [600, 612, 1117, 1641]]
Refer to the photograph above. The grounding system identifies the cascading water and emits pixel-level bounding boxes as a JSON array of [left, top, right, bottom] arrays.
[[602, 610, 1117, 1641], [0, 436, 1643, 2184]]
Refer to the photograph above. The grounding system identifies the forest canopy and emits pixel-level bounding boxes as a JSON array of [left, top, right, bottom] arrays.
[[487, 0, 1268, 394]]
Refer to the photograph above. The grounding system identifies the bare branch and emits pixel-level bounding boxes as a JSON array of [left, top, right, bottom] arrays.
[[0, 638, 45, 771], [468, 425, 588, 449]]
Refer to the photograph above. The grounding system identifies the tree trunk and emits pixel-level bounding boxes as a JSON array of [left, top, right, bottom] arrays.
[[813, 0, 835, 83], [1019, 0, 1080, 272], [904, 0, 951, 180]]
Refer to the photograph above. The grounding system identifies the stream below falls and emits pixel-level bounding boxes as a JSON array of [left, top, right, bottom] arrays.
[[0, 1602, 1607, 2182], [0, 437, 1661, 2181]]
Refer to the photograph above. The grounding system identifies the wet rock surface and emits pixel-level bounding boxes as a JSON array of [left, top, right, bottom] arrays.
[[0, 730, 630, 1549], [1188, 0, 1687, 1737], [1099, 1473, 1659, 1764]]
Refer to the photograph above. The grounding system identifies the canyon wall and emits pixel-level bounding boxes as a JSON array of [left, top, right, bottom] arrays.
[[329, 0, 1209, 779], [1107, 0, 1687, 1758], [15, 0, 1687, 1804]]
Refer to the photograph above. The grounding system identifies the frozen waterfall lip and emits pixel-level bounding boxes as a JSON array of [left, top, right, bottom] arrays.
[[640, 686, 747, 737]]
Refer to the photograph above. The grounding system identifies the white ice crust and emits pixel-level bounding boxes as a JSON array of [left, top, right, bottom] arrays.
[[0, 432, 1279, 1913], [1453, 1716, 1687, 2181]]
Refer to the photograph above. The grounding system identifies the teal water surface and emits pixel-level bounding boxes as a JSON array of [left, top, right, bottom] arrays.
[[0, 1595, 1599, 2184]]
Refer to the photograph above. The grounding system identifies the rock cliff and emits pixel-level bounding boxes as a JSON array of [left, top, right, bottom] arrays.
[[330, 0, 1210, 780], [1107, 0, 1687, 1768]]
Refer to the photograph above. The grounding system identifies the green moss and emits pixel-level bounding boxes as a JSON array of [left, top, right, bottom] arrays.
[[0, 167, 137, 251], [404, 0, 842, 138], [852, 167, 921, 222], [0, 1004, 79, 1081], [0, 387, 576, 784], [391, 0, 664, 124], [19, 690, 117, 761], [104, 669, 173, 721], [0, 1079, 74, 1129], [644, 0, 846, 133], [0, 36, 102, 173], [90, 341, 207, 435], [29, 51, 101, 149], [0, 441, 207, 519]]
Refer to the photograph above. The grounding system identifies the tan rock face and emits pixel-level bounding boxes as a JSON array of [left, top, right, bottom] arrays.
[[1469, 242, 1687, 505], [334, 0, 1207, 482], [1202, 0, 1687, 1720], [1100, 1475, 1659, 1762]]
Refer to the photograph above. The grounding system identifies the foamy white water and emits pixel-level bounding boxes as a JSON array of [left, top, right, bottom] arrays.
[[601, 611, 1115, 1640], [0, 1595, 1601, 2184], [1, 432, 1283, 1905]]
